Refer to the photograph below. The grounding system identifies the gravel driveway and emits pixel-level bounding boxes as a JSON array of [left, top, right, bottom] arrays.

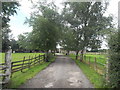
[[19, 55, 93, 88]]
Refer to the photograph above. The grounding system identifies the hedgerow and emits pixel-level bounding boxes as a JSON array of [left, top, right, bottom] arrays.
[[107, 31, 120, 88]]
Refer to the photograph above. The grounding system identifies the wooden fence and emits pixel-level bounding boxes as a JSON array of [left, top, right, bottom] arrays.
[[11, 54, 45, 73], [0, 52, 46, 84], [83, 55, 106, 75]]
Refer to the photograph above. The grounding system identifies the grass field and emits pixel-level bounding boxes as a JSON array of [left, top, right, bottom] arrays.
[[7, 57, 55, 88], [84, 53, 107, 65], [0, 53, 55, 88], [69, 54, 105, 88], [1, 53, 45, 63], [83, 53, 107, 75]]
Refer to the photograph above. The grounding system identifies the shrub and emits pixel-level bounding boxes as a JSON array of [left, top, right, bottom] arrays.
[[45, 53, 54, 62], [107, 31, 120, 88], [47, 53, 54, 60]]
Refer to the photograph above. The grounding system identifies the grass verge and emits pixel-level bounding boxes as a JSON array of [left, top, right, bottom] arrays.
[[69, 54, 104, 88], [5, 56, 56, 89]]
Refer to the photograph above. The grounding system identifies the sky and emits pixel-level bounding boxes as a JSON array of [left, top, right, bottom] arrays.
[[9, 0, 63, 39], [9, 0, 120, 49]]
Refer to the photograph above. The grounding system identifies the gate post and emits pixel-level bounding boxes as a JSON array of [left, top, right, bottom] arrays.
[[3, 47, 12, 84]]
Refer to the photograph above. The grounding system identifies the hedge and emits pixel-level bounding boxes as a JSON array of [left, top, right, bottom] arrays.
[[107, 31, 120, 88]]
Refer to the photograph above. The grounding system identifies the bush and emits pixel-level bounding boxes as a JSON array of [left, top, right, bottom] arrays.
[[107, 31, 120, 88], [47, 53, 54, 59], [45, 53, 54, 62]]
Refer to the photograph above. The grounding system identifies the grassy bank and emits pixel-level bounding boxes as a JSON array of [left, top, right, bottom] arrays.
[[4, 56, 56, 89], [69, 54, 104, 88]]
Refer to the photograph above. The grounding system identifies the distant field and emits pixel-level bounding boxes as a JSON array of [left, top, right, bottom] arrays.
[[70, 53, 107, 74], [84, 54, 107, 65], [1, 53, 45, 63]]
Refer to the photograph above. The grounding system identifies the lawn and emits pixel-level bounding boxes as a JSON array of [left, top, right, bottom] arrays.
[[1, 53, 45, 63], [69, 54, 105, 88]]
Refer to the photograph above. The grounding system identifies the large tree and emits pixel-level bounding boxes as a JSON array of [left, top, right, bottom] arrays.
[[61, 2, 113, 60], [26, 2, 61, 61]]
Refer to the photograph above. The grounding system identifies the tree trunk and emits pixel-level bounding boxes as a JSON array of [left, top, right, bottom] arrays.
[[3, 47, 12, 84], [50, 50, 52, 53], [75, 51, 79, 60], [46, 51, 49, 62], [53, 50, 55, 56], [67, 50, 69, 55], [80, 49, 84, 62]]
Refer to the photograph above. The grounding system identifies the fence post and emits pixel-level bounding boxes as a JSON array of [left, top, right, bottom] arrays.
[[3, 48, 12, 84], [31, 56, 33, 66], [89, 56, 90, 66], [11, 62, 13, 78], [34, 55, 36, 65], [94, 57, 97, 71], [39, 55, 40, 64], [28, 56, 30, 68], [44, 55, 46, 62], [21, 57, 25, 72], [84, 56, 86, 63], [105, 58, 109, 82]]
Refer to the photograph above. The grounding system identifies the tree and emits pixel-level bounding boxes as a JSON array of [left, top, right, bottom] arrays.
[[17, 33, 34, 52], [26, 2, 61, 61], [10, 38, 20, 51], [31, 16, 59, 61], [1, 2, 20, 52], [17, 33, 32, 50], [61, 2, 112, 61], [60, 26, 76, 55]]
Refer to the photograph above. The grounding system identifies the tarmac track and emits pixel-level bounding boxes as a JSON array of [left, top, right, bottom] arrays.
[[20, 55, 93, 88]]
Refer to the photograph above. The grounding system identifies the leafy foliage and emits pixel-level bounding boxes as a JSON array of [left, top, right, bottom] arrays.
[[29, 16, 60, 51], [1, 2, 20, 28], [10, 39, 20, 51], [60, 27, 76, 52], [23, 2, 61, 61], [2, 27, 11, 52], [17, 32, 33, 50], [107, 31, 120, 88], [1, 2, 20, 52], [61, 2, 113, 60]]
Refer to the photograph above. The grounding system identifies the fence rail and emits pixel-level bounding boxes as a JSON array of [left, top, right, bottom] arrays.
[[0, 54, 45, 84], [11, 55, 45, 73], [83, 55, 106, 75]]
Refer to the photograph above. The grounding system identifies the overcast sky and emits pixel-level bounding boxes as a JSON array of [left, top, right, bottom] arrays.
[[9, 0, 120, 49]]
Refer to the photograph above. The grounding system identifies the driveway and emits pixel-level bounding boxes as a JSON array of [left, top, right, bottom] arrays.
[[20, 55, 93, 88]]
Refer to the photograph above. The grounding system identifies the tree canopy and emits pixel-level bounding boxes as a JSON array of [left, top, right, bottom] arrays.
[[61, 2, 113, 60], [18, 1, 113, 61]]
